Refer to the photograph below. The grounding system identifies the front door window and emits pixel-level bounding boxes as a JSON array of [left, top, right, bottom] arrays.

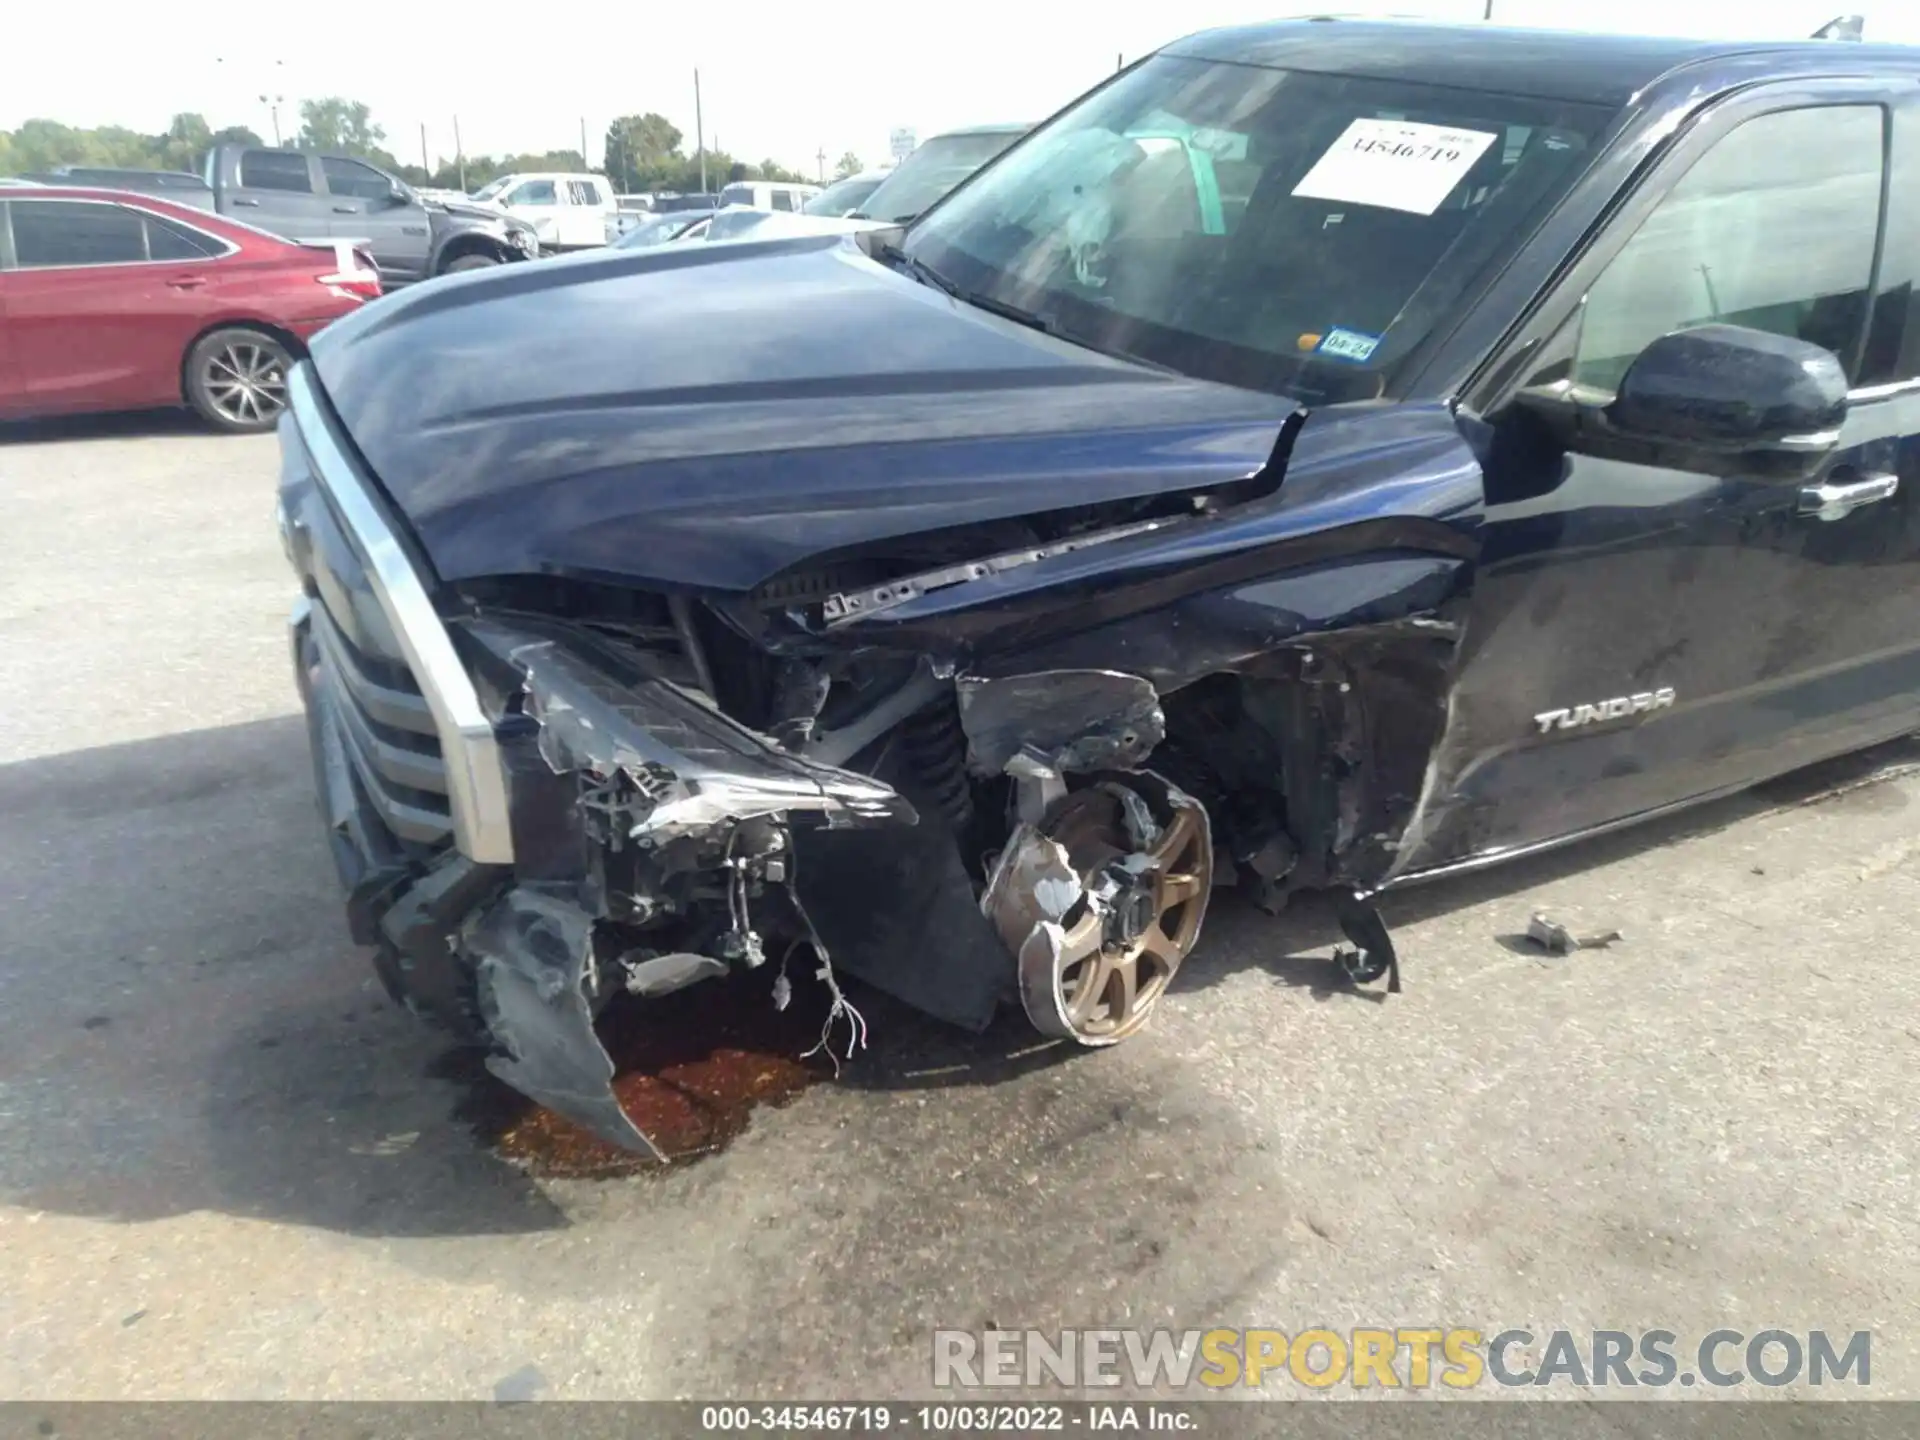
[[1574, 105, 1884, 392]]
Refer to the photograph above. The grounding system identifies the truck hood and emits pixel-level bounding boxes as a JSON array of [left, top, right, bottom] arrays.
[[424, 195, 534, 231], [308, 233, 1305, 593]]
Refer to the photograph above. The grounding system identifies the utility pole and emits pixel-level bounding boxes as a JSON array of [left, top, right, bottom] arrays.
[[260, 93, 285, 146], [453, 115, 466, 192], [1482, 0, 1494, 17], [694, 68, 707, 194], [817, 146, 826, 183], [420, 122, 430, 179], [1117, 52, 1124, 72], [580, 116, 589, 168]]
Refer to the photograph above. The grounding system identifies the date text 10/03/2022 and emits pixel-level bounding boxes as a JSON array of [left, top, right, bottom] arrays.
[[700, 1407, 1192, 1431]]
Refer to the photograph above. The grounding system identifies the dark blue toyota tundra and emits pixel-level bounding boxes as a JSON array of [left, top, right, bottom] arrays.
[[276, 18, 1920, 1154]]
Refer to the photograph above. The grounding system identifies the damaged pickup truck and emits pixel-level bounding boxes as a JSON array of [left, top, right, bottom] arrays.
[[277, 19, 1920, 1155]]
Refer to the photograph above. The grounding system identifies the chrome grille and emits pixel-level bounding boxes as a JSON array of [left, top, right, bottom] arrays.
[[284, 365, 515, 864], [305, 578, 454, 849]]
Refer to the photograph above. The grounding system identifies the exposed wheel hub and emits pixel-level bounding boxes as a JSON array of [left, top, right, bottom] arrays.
[[984, 773, 1213, 1047]]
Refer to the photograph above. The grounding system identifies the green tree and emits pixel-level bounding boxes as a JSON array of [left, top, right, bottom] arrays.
[[422, 149, 589, 194], [6, 119, 93, 170], [156, 112, 212, 171], [210, 123, 264, 149], [295, 97, 385, 156], [603, 112, 683, 191], [833, 150, 863, 180]]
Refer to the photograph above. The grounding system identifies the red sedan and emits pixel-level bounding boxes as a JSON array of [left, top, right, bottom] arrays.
[[0, 186, 379, 433]]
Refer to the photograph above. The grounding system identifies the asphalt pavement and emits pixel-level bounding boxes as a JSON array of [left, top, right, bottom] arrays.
[[2, 414, 1916, 1402]]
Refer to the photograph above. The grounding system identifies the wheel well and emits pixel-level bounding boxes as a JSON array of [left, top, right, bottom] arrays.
[[435, 234, 512, 270], [177, 320, 307, 405]]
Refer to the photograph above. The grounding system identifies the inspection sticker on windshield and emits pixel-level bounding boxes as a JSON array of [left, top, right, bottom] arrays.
[[1315, 327, 1381, 364], [1291, 118, 1499, 215]]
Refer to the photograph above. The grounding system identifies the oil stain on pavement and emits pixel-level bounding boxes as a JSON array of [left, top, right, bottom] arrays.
[[449, 970, 838, 1178]]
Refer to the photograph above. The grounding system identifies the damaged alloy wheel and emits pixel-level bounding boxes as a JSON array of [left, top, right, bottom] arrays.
[[992, 775, 1213, 1046]]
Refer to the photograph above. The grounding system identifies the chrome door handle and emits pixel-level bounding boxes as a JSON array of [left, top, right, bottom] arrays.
[[1799, 470, 1899, 522]]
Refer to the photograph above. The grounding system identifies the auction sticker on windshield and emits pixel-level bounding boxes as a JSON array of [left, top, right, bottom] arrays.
[[1291, 118, 1499, 215]]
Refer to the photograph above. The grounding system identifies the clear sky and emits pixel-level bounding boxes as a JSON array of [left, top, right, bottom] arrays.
[[8, 1, 1916, 179]]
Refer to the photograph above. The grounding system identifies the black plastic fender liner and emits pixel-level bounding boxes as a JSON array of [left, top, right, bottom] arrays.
[[466, 884, 667, 1160], [1331, 887, 1402, 994], [790, 737, 1016, 1031], [955, 670, 1166, 778]]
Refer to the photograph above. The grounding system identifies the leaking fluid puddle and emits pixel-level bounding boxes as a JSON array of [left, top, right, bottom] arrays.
[[477, 970, 842, 1179]]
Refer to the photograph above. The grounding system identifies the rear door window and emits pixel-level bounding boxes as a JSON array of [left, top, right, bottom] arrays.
[[10, 201, 148, 267], [240, 150, 315, 193]]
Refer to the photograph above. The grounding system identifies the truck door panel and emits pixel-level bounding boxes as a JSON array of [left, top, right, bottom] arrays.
[[228, 150, 335, 239], [320, 156, 430, 282], [1421, 83, 1920, 872]]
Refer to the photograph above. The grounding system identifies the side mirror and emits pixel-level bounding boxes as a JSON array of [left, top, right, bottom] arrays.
[[387, 181, 413, 207], [1607, 323, 1848, 470]]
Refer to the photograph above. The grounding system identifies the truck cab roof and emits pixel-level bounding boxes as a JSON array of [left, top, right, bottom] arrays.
[[1169, 17, 1920, 107]]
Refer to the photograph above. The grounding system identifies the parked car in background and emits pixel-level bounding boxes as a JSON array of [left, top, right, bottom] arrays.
[[849, 122, 1030, 223], [664, 205, 874, 245], [0, 187, 376, 431], [608, 190, 721, 240], [470, 172, 617, 250], [21, 166, 216, 208], [804, 169, 889, 216], [196, 145, 538, 286], [716, 179, 821, 212], [652, 191, 721, 212], [609, 209, 713, 248]]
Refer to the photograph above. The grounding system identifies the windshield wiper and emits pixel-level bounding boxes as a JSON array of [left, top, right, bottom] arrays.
[[877, 244, 1060, 331], [952, 288, 1065, 338], [878, 242, 961, 299]]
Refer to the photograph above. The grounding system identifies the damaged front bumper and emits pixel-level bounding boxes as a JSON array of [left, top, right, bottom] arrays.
[[282, 369, 927, 1154]]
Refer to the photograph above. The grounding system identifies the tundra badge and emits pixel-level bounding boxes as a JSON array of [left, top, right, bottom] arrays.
[[1533, 687, 1675, 735]]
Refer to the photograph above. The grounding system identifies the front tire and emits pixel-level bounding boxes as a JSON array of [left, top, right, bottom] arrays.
[[441, 253, 502, 274], [185, 327, 292, 434]]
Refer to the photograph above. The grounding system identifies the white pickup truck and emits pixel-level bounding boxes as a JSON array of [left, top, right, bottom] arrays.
[[469, 172, 618, 251]]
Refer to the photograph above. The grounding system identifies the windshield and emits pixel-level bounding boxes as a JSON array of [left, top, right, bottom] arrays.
[[856, 131, 1023, 223], [470, 177, 512, 202], [902, 57, 1606, 404], [805, 174, 882, 215]]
